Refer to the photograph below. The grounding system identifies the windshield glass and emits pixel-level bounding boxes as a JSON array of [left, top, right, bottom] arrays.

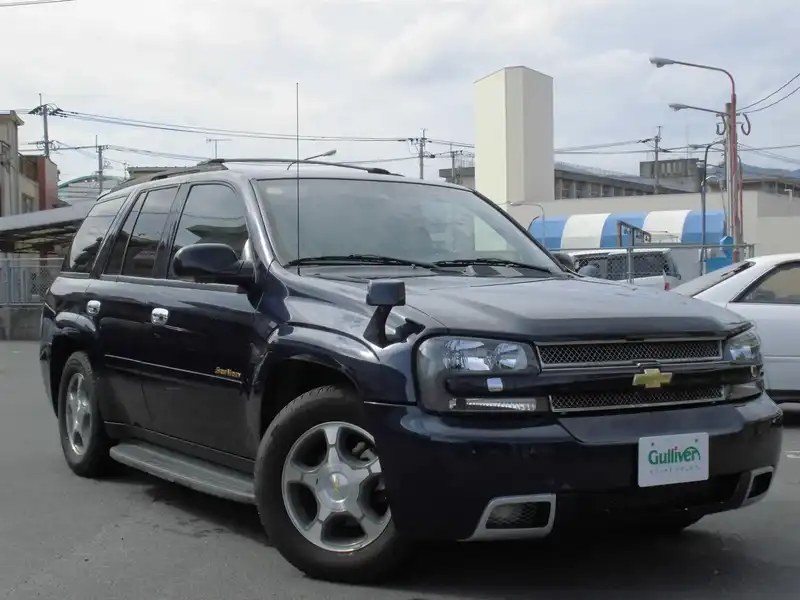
[[253, 178, 563, 274], [672, 260, 755, 296]]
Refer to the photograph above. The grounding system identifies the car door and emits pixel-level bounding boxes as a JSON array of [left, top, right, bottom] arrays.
[[140, 181, 257, 458], [86, 184, 182, 429], [726, 261, 800, 402]]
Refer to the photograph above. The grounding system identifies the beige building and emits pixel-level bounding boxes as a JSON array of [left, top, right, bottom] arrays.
[[0, 111, 36, 217]]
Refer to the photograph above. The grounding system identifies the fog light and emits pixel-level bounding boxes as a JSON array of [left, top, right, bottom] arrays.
[[448, 398, 538, 412]]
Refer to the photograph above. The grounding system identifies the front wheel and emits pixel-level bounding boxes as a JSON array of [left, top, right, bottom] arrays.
[[254, 385, 409, 584]]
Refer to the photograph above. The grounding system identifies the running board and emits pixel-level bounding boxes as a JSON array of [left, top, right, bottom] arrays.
[[109, 441, 255, 504]]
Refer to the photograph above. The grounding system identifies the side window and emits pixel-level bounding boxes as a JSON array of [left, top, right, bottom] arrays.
[[739, 264, 800, 305], [65, 196, 126, 273], [103, 194, 145, 275], [121, 186, 179, 278], [169, 184, 248, 279]]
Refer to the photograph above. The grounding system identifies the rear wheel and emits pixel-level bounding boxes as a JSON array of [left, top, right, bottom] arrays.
[[57, 351, 112, 478], [254, 385, 408, 584]]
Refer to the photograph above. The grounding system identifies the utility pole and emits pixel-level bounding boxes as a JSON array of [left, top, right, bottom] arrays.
[[206, 137, 230, 159], [40, 94, 50, 158], [96, 136, 105, 195], [408, 129, 433, 179], [29, 94, 54, 158], [653, 125, 661, 194], [723, 102, 737, 241]]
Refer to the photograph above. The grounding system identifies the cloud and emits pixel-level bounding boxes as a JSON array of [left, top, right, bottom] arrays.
[[4, 0, 799, 183]]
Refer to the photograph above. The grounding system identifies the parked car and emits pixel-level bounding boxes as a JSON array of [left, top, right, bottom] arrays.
[[673, 253, 800, 404], [569, 247, 682, 290], [40, 159, 781, 584]]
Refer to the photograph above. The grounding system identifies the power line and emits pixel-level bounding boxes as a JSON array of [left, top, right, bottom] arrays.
[[741, 71, 800, 111], [0, 0, 75, 6], [51, 108, 410, 143], [743, 83, 800, 114]]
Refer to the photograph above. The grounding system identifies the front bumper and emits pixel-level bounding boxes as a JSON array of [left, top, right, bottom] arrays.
[[365, 393, 783, 542]]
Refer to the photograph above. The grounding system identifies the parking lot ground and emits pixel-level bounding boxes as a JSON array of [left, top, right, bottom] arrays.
[[3, 340, 800, 600]]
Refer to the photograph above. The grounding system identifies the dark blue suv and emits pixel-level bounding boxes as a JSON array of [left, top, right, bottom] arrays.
[[39, 159, 782, 584]]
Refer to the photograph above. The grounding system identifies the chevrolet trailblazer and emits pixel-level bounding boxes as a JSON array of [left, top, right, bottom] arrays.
[[40, 158, 782, 584]]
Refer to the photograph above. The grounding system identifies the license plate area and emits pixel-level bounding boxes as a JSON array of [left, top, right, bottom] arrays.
[[638, 432, 709, 488]]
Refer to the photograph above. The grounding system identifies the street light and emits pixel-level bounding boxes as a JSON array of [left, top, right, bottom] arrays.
[[670, 103, 727, 117], [285, 148, 337, 169], [649, 56, 741, 246]]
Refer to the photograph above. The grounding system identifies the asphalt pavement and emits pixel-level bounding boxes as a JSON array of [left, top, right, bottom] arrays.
[[2, 340, 800, 600]]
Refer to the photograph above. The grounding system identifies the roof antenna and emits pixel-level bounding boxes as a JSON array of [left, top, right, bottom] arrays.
[[295, 82, 301, 276]]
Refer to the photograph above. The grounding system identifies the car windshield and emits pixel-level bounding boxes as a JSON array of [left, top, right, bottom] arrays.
[[253, 177, 564, 275], [672, 260, 755, 296]]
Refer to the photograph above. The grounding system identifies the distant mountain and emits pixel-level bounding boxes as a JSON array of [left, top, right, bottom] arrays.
[[707, 163, 800, 181]]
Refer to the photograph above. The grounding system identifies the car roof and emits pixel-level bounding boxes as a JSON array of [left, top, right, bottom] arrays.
[[100, 161, 467, 199], [746, 253, 800, 267]]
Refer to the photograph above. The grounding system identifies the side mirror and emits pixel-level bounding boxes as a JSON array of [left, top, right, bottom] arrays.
[[173, 243, 254, 286], [552, 252, 575, 271], [366, 280, 406, 307], [364, 280, 406, 348]]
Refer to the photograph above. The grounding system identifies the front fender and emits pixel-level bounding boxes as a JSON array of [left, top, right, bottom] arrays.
[[252, 324, 414, 407]]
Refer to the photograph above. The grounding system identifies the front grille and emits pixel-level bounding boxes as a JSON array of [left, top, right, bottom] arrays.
[[537, 339, 722, 368], [550, 385, 725, 413]]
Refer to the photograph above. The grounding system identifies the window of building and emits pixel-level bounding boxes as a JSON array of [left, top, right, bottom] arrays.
[[120, 186, 179, 278], [65, 195, 127, 273], [168, 184, 248, 279]]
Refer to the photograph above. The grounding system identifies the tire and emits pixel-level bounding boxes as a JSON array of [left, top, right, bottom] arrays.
[[255, 384, 409, 584], [57, 351, 112, 478]]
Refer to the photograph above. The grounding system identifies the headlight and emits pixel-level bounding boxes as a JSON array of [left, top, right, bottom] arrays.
[[723, 326, 762, 364], [416, 336, 544, 413]]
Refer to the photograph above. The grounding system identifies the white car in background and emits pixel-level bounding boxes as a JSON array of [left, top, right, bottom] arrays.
[[672, 253, 800, 404], [570, 248, 682, 290]]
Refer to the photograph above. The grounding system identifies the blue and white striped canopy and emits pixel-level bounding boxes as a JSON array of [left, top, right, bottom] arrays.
[[528, 209, 727, 250]]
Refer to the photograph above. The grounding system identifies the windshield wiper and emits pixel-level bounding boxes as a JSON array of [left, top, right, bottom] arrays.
[[433, 257, 557, 274], [285, 254, 440, 270]]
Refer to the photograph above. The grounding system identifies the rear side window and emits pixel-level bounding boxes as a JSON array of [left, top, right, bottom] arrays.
[[121, 186, 179, 278], [103, 194, 145, 275], [65, 196, 126, 273]]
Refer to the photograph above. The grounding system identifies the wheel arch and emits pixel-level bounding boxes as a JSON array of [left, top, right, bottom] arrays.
[[255, 326, 379, 435], [49, 327, 100, 414]]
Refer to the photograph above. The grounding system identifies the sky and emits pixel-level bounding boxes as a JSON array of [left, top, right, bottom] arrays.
[[4, 0, 800, 184]]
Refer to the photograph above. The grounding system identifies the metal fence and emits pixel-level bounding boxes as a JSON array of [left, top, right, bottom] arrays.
[[556, 243, 756, 285], [0, 257, 63, 304]]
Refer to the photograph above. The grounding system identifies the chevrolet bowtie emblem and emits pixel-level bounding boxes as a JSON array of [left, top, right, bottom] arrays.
[[632, 368, 673, 389]]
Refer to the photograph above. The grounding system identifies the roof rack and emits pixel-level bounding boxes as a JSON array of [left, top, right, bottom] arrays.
[[106, 163, 228, 193], [197, 157, 400, 176]]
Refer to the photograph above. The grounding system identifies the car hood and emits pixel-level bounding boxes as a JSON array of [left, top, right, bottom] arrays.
[[392, 275, 746, 340]]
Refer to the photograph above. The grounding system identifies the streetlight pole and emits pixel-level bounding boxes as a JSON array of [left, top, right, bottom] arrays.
[[285, 148, 337, 170], [650, 57, 741, 247]]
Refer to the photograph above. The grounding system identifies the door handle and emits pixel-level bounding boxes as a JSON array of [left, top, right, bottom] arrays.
[[151, 307, 169, 326], [87, 300, 101, 316]]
